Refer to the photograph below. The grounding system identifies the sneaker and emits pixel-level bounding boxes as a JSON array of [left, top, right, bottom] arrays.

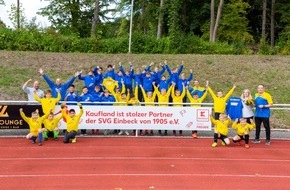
[[265, 140, 271, 146], [72, 138, 77, 143], [192, 132, 198, 139], [221, 141, 226, 146], [31, 139, 36, 144], [38, 142, 42, 146], [96, 129, 99, 135], [245, 144, 250, 149], [125, 131, 130, 136], [211, 142, 217, 147], [104, 130, 109, 136], [252, 139, 261, 144]]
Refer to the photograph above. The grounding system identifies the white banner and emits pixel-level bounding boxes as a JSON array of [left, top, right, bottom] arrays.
[[55, 105, 212, 131]]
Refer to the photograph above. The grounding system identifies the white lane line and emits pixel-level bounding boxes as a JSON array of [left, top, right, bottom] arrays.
[[0, 156, 289, 162], [0, 173, 290, 178]]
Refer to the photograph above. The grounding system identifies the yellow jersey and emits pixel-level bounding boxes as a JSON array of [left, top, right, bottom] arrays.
[[20, 111, 49, 136], [208, 86, 234, 113]]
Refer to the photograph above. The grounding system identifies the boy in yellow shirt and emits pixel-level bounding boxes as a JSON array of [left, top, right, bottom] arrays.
[[34, 89, 61, 114], [206, 81, 236, 119], [186, 86, 208, 138], [140, 84, 157, 135], [154, 83, 173, 136], [171, 82, 185, 136], [19, 108, 50, 146], [232, 118, 255, 149], [62, 103, 84, 143], [43, 113, 63, 141], [210, 114, 231, 147]]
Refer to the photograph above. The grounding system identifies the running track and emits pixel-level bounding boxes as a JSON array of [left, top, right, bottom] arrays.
[[0, 137, 290, 190]]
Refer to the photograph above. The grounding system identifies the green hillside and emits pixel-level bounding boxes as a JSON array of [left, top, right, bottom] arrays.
[[0, 51, 289, 128]]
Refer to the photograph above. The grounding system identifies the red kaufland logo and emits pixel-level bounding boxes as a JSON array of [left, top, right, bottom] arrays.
[[196, 109, 209, 122]]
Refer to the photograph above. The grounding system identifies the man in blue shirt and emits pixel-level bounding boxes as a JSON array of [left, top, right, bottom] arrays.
[[39, 68, 77, 101], [252, 84, 273, 145]]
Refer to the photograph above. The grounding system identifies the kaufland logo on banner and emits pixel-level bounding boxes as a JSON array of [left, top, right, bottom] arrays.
[[196, 109, 209, 122]]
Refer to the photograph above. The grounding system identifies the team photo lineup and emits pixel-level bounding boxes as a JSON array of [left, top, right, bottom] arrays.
[[20, 60, 273, 148]]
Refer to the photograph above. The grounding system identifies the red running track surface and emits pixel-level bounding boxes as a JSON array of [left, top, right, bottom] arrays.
[[0, 137, 290, 190]]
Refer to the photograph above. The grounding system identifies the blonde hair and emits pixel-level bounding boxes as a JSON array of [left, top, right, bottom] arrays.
[[241, 89, 252, 100]]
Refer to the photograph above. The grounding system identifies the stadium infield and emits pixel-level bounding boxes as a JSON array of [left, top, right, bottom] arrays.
[[0, 136, 290, 190]]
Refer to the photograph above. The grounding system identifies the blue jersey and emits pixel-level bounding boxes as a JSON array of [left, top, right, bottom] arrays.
[[226, 97, 243, 120], [42, 74, 75, 101], [254, 92, 273, 118]]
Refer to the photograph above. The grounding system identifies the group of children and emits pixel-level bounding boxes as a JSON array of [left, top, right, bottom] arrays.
[[20, 61, 273, 149]]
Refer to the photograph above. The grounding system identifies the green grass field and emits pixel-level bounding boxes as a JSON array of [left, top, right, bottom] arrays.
[[0, 51, 289, 128]]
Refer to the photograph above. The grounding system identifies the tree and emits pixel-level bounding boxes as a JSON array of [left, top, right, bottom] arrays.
[[212, 0, 224, 42], [157, 0, 164, 39], [270, 0, 275, 46], [261, 0, 267, 40], [8, 2, 26, 29], [218, 0, 253, 43], [210, 0, 215, 41], [91, 0, 100, 38]]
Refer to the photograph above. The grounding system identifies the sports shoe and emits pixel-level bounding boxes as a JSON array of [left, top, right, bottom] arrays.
[[211, 142, 217, 147], [252, 139, 261, 144], [31, 139, 36, 144], [265, 140, 271, 146], [72, 138, 77, 143], [38, 142, 42, 146], [104, 130, 109, 136], [221, 141, 226, 146], [245, 144, 250, 149], [95, 129, 99, 135]]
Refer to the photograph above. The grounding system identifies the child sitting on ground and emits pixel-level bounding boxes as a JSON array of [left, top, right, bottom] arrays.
[[210, 113, 231, 147], [232, 118, 256, 149]]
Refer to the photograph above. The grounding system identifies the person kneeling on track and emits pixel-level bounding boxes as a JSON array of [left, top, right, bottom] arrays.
[[62, 103, 84, 143]]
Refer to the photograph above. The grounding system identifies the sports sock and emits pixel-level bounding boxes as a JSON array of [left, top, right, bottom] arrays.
[[53, 130, 59, 138], [38, 132, 43, 143]]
